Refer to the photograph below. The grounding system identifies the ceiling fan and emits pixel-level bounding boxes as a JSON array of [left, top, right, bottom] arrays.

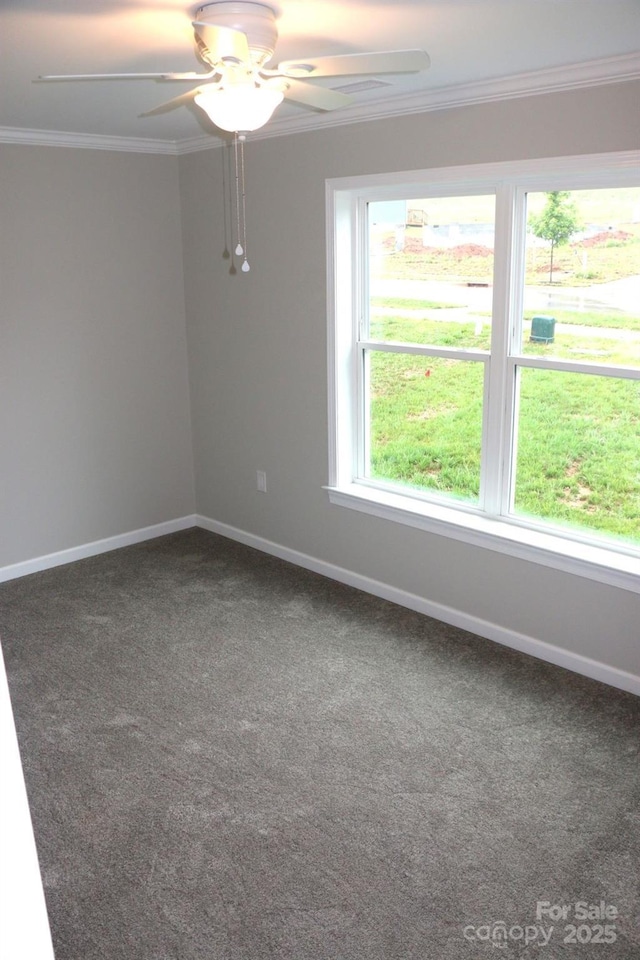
[[38, 1, 431, 134]]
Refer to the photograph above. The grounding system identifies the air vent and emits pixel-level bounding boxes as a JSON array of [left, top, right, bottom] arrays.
[[332, 78, 393, 94]]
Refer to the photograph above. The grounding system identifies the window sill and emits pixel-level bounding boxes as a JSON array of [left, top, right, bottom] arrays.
[[326, 482, 640, 594]]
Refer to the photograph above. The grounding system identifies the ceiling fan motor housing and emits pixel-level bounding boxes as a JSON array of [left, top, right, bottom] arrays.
[[195, 2, 278, 67]]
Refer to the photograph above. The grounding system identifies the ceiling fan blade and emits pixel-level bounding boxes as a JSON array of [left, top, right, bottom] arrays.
[[37, 73, 180, 82], [160, 70, 219, 81], [139, 85, 209, 117], [279, 78, 353, 112], [192, 22, 250, 65], [38, 68, 219, 84], [276, 49, 430, 80]]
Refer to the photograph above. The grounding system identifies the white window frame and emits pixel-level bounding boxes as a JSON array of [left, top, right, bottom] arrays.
[[325, 151, 640, 594]]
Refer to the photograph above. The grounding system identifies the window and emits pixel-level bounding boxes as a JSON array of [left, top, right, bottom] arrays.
[[326, 152, 640, 591]]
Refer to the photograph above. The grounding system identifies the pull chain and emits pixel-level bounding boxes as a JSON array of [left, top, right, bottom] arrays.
[[221, 140, 231, 261], [239, 135, 250, 272], [233, 132, 243, 259], [232, 132, 250, 273]]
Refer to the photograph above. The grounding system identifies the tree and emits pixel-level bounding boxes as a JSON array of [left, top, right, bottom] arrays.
[[529, 191, 580, 283]]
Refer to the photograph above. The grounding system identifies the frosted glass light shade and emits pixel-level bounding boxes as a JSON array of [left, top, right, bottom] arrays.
[[194, 84, 284, 132]]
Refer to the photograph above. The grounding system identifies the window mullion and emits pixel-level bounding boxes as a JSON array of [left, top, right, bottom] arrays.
[[503, 187, 529, 517], [482, 183, 520, 515]]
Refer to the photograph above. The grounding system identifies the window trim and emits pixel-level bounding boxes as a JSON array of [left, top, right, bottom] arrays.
[[326, 151, 640, 594]]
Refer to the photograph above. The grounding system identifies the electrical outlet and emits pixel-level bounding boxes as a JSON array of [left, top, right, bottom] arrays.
[[256, 469, 267, 493]]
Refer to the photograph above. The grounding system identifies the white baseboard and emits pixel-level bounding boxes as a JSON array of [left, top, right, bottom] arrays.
[[0, 516, 197, 584], [1, 513, 637, 697], [197, 514, 640, 699]]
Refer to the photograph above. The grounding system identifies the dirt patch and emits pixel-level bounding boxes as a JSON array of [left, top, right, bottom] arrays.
[[384, 237, 493, 258], [576, 230, 632, 248], [561, 461, 596, 512], [450, 243, 493, 259], [562, 485, 596, 512]]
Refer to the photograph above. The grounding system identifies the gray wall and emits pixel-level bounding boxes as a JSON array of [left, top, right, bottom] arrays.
[[1, 84, 637, 679], [0, 145, 195, 567], [180, 82, 640, 677]]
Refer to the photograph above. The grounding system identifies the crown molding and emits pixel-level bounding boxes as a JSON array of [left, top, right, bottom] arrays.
[[2, 53, 639, 156], [0, 125, 179, 155]]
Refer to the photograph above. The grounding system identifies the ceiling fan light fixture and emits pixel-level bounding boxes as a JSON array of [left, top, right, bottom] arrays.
[[194, 82, 283, 131]]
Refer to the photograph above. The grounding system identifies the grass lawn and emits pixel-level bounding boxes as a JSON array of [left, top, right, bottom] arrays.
[[368, 316, 640, 545], [514, 369, 640, 541]]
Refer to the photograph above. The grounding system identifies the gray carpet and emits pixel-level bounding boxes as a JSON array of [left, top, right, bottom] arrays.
[[1, 528, 638, 960]]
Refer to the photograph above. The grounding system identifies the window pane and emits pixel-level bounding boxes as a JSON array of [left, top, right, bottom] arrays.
[[368, 195, 495, 348], [522, 188, 640, 367], [512, 367, 640, 546], [366, 352, 484, 503]]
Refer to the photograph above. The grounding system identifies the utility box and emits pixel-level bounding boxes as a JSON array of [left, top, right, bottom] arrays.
[[530, 315, 556, 343]]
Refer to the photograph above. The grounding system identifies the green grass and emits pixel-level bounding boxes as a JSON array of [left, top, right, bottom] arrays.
[[514, 370, 640, 541], [370, 315, 491, 350], [370, 353, 484, 502], [368, 314, 640, 545]]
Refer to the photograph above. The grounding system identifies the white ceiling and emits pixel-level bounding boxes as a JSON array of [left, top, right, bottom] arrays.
[[1, 0, 639, 151]]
